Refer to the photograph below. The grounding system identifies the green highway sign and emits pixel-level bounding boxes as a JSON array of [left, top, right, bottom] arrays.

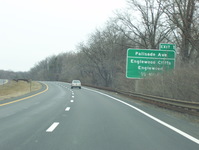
[[160, 43, 176, 51], [126, 48, 176, 79], [127, 49, 175, 58]]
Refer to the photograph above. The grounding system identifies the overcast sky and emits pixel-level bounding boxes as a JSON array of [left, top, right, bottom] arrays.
[[0, 0, 127, 72]]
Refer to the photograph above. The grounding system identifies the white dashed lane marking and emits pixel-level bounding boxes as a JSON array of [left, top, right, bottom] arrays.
[[65, 107, 71, 111], [45, 84, 75, 133], [46, 122, 59, 132]]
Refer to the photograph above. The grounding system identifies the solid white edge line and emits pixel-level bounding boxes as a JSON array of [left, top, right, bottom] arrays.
[[46, 122, 59, 132], [83, 87, 199, 145], [65, 107, 71, 111]]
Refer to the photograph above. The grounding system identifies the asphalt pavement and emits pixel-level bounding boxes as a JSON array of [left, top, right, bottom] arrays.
[[0, 81, 198, 150]]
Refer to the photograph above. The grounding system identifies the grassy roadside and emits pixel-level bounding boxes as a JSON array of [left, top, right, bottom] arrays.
[[0, 80, 42, 101]]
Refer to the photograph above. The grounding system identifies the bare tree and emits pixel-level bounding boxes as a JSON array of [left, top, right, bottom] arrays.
[[162, 0, 199, 63], [80, 30, 114, 87], [115, 0, 171, 49], [78, 22, 128, 87]]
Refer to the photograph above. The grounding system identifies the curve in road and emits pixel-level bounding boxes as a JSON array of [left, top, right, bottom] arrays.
[[0, 81, 198, 150]]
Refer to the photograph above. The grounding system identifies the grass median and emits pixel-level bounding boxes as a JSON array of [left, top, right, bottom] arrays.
[[0, 80, 42, 101]]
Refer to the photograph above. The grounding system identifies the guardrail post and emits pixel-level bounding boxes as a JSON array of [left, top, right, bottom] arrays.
[[30, 80, 32, 92], [135, 79, 139, 92]]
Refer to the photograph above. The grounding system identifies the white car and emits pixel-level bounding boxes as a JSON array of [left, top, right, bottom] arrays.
[[71, 80, 81, 89]]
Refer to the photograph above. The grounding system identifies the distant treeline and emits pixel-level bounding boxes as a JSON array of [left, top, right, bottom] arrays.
[[0, 70, 30, 80]]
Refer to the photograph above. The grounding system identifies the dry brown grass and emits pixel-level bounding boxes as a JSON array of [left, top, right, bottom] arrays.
[[136, 64, 199, 102], [0, 80, 42, 100]]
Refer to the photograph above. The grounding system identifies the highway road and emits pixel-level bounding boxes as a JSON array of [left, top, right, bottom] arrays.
[[0, 81, 198, 150]]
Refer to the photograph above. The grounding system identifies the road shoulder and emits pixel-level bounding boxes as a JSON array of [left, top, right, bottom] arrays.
[[85, 86, 199, 140], [0, 82, 48, 106]]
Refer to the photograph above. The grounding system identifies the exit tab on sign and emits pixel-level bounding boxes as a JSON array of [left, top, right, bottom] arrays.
[[160, 43, 176, 51], [126, 44, 176, 79]]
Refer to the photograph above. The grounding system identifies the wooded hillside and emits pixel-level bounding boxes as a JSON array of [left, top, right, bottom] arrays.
[[2, 0, 199, 102]]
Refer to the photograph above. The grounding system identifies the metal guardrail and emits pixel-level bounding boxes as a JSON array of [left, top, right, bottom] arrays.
[[83, 84, 199, 116], [13, 79, 31, 83], [116, 90, 199, 116]]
